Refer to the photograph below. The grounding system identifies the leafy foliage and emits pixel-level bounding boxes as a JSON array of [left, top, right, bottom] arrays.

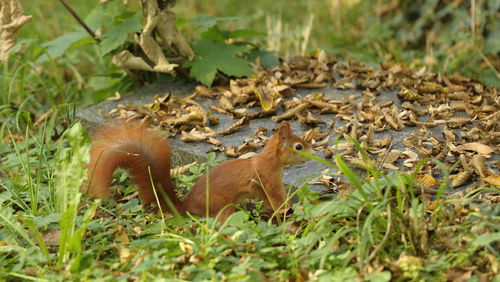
[[183, 39, 253, 87], [99, 12, 142, 55], [182, 15, 278, 86]]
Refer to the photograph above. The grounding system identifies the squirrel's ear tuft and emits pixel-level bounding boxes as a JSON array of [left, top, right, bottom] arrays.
[[278, 121, 292, 143]]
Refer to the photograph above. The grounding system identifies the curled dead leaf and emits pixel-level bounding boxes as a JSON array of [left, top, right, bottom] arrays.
[[217, 117, 250, 135], [171, 161, 198, 177], [451, 170, 473, 188], [455, 142, 493, 155], [272, 103, 309, 122], [0, 0, 32, 61], [481, 174, 500, 188]]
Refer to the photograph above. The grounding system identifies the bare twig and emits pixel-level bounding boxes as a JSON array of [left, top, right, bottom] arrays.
[[59, 0, 101, 43]]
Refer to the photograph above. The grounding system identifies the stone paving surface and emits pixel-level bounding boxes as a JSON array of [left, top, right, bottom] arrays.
[[77, 79, 499, 193]]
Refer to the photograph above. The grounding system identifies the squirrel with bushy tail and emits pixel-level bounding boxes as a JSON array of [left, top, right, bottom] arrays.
[[83, 121, 312, 223]]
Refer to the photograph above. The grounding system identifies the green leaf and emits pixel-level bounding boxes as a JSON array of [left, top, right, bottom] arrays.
[[36, 31, 90, 63], [54, 122, 91, 214], [364, 270, 391, 282], [0, 205, 37, 248], [472, 232, 500, 247], [246, 48, 280, 67], [33, 213, 62, 227], [99, 12, 142, 55], [336, 154, 367, 200], [228, 29, 266, 38], [183, 39, 253, 87], [479, 68, 500, 88], [200, 26, 227, 41], [484, 30, 500, 54], [188, 14, 240, 29]]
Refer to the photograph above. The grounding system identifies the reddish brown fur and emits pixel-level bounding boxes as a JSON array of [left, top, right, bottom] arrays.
[[84, 122, 183, 213], [84, 121, 312, 223]]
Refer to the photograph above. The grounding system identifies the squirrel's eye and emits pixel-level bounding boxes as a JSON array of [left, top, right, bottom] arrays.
[[294, 143, 303, 150]]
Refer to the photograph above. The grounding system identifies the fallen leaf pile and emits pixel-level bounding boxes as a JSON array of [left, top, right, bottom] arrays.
[[108, 50, 499, 197]]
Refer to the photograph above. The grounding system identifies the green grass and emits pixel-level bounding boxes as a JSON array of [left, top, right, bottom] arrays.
[[1, 125, 498, 280], [1, 0, 499, 280]]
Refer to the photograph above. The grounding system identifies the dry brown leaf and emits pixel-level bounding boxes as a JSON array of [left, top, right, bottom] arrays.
[[302, 127, 328, 143], [444, 267, 473, 282], [382, 109, 402, 130], [416, 81, 442, 94], [217, 117, 250, 135], [308, 99, 341, 114], [470, 154, 488, 178], [222, 145, 238, 157], [371, 137, 392, 148], [180, 128, 215, 142], [40, 229, 61, 246], [272, 103, 309, 122], [184, 99, 207, 125], [207, 136, 222, 146], [239, 152, 257, 159], [219, 95, 234, 111], [455, 142, 493, 155], [209, 104, 227, 114], [415, 174, 440, 188], [451, 170, 473, 188], [0, 0, 32, 61], [112, 50, 155, 72], [297, 111, 326, 125], [106, 91, 122, 101], [196, 85, 219, 99], [170, 161, 198, 177], [237, 142, 259, 155], [481, 174, 500, 188], [378, 149, 401, 164]]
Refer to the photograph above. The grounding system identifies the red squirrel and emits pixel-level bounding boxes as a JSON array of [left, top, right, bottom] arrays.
[[84, 121, 313, 222]]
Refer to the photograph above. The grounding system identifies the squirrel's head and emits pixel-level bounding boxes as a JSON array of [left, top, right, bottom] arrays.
[[277, 121, 313, 166]]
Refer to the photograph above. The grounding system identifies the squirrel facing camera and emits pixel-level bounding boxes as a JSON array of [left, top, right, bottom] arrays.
[[83, 120, 313, 223]]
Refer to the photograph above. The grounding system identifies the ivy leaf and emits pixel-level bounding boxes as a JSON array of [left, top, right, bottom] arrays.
[[99, 12, 142, 56], [183, 39, 253, 87]]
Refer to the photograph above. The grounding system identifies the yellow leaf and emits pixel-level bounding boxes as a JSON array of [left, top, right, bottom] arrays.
[[179, 241, 193, 254], [253, 87, 276, 111], [482, 174, 500, 188], [416, 174, 440, 187], [118, 246, 132, 263]]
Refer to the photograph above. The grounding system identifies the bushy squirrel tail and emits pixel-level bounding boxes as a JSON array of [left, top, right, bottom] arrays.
[[83, 122, 184, 213]]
